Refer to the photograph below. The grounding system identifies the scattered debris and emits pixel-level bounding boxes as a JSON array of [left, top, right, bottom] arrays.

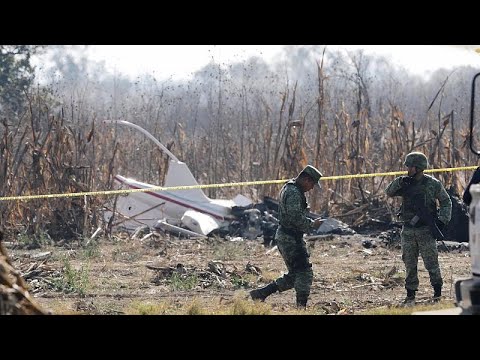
[[361, 239, 377, 249], [30, 251, 52, 261], [148, 261, 261, 290], [306, 234, 335, 242], [245, 262, 262, 276], [316, 218, 356, 236], [437, 241, 469, 252], [377, 227, 402, 248], [86, 227, 103, 246], [154, 221, 207, 239], [132, 225, 151, 240], [208, 261, 226, 276]]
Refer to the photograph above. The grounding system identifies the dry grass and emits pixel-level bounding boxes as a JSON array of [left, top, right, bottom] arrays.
[[358, 300, 457, 315], [4, 234, 468, 316], [124, 300, 170, 315]]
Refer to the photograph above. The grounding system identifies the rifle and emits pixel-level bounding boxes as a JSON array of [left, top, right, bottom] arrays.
[[402, 177, 445, 241], [409, 199, 445, 240]]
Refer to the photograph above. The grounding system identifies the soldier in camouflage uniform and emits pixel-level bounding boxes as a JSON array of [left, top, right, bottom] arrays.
[[250, 165, 324, 309], [385, 152, 451, 305]]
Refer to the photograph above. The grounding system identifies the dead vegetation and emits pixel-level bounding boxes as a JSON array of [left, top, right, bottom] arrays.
[[1, 232, 470, 315], [0, 231, 47, 314], [0, 48, 478, 314], [0, 69, 476, 241]]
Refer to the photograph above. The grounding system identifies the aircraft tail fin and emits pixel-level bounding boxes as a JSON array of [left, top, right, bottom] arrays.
[[164, 161, 210, 202]]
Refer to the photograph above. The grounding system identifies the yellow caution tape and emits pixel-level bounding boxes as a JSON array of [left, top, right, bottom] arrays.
[[321, 165, 478, 180], [0, 165, 477, 202]]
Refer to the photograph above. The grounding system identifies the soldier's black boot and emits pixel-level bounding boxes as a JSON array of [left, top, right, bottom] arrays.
[[250, 282, 278, 302], [432, 284, 442, 302], [403, 289, 416, 306], [296, 293, 308, 310]]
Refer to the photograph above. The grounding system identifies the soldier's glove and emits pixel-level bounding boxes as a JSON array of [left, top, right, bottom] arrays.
[[470, 167, 480, 185], [399, 176, 413, 188]]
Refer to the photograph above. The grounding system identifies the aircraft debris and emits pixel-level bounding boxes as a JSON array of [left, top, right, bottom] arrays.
[[102, 120, 362, 244]]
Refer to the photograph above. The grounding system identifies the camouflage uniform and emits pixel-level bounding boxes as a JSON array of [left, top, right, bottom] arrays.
[[249, 165, 322, 307], [274, 179, 316, 303], [385, 165, 451, 297]]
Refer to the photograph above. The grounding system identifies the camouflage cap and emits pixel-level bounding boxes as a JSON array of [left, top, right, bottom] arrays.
[[299, 165, 323, 185]]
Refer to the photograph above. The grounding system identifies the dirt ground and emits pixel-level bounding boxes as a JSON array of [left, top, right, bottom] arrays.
[[6, 232, 473, 315]]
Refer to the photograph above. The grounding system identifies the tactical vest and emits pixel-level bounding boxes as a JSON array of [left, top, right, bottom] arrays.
[[401, 176, 436, 224]]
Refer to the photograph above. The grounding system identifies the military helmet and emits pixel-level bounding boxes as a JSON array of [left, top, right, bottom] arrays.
[[404, 152, 428, 171], [298, 165, 323, 185]]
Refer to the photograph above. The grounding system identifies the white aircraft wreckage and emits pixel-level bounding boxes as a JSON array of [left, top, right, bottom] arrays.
[[102, 120, 265, 239], [102, 120, 354, 242]]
